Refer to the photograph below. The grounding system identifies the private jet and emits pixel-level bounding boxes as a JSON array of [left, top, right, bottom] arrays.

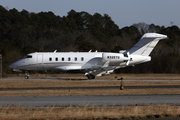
[[9, 33, 167, 79]]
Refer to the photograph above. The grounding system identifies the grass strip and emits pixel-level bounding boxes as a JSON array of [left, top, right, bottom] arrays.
[[1, 80, 180, 89], [0, 88, 180, 96], [0, 104, 180, 120]]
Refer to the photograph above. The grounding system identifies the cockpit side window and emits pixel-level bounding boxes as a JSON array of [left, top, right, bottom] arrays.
[[22, 55, 32, 59], [27, 55, 32, 58]]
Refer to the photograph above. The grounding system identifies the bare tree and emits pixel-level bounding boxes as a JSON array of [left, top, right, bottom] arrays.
[[133, 22, 149, 35], [170, 21, 174, 26]]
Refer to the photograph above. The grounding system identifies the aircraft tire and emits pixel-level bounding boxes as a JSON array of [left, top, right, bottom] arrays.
[[87, 74, 95, 79], [25, 76, 29, 79]]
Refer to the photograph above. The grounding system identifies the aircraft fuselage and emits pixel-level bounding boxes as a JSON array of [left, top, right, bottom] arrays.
[[9, 52, 150, 71], [9, 33, 167, 79]]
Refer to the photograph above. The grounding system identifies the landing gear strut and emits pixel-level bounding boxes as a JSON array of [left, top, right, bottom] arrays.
[[25, 71, 29, 79]]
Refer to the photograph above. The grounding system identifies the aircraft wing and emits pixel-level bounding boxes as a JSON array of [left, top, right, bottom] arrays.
[[85, 61, 125, 77]]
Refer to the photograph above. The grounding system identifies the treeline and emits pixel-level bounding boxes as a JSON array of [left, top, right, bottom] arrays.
[[0, 5, 180, 76]]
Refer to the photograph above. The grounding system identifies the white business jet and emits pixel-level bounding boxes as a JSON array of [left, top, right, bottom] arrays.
[[9, 33, 167, 79]]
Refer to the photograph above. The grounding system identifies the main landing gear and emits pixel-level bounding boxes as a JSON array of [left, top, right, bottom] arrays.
[[25, 71, 29, 79], [86, 74, 95, 79]]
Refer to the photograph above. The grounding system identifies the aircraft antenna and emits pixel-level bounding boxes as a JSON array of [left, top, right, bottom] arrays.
[[54, 50, 57, 53], [89, 50, 92, 53]]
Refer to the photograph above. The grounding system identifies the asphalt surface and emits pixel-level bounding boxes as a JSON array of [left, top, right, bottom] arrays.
[[0, 95, 180, 107]]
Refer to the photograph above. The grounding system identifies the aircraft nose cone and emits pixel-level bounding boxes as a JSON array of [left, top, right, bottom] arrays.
[[9, 63, 14, 68], [9, 62, 17, 68]]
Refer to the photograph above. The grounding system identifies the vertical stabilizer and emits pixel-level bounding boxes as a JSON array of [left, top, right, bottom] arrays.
[[127, 33, 167, 56]]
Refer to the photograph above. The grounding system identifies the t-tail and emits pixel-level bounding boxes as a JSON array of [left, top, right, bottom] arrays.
[[127, 33, 167, 56]]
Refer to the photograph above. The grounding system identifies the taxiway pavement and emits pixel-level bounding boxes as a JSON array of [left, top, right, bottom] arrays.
[[0, 95, 180, 107]]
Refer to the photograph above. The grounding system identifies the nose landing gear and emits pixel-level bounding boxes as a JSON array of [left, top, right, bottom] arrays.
[[25, 71, 29, 79]]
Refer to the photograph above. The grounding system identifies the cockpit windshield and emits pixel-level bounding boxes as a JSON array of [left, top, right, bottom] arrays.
[[22, 55, 32, 59]]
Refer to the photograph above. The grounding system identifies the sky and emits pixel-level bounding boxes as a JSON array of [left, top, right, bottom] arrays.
[[1, 0, 180, 29]]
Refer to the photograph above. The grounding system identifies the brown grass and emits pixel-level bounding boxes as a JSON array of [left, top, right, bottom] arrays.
[[0, 105, 180, 120], [1, 80, 180, 89], [0, 88, 180, 96]]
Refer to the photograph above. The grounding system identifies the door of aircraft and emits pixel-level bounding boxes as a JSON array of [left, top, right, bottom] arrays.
[[37, 54, 43, 69]]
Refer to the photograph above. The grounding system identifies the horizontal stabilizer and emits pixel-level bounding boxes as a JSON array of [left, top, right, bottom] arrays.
[[127, 33, 167, 56]]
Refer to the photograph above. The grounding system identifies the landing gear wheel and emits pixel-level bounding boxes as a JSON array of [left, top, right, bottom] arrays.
[[25, 76, 29, 79], [25, 71, 29, 79], [87, 74, 95, 79]]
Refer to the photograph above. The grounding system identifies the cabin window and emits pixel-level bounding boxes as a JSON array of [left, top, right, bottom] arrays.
[[81, 57, 84, 61], [49, 57, 52, 61], [62, 57, 64, 61], [74, 57, 77, 61], [22, 55, 32, 59], [68, 57, 71, 61], [55, 57, 58, 61]]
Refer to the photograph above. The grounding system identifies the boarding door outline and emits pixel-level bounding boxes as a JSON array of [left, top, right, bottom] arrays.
[[37, 54, 43, 69]]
